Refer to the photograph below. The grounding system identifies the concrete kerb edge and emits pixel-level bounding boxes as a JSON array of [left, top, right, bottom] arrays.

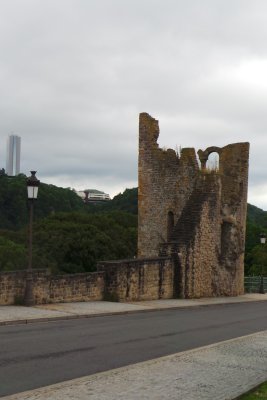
[[3, 329, 267, 400], [1, 298, 267, 327]]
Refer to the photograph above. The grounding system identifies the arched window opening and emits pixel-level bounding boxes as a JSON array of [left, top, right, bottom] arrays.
[[206, 152, 219, 171], [167, 211, 174, 241]]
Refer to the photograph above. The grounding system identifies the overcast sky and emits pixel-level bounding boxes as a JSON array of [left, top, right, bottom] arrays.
[[1, 1, 267, 208]]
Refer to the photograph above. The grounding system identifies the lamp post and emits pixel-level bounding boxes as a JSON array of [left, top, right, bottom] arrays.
[[259, 233, 266, 294], [24, 171, 40, 306]]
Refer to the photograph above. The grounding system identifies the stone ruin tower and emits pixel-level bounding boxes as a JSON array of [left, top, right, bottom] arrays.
[[138, 113, 249, 298]]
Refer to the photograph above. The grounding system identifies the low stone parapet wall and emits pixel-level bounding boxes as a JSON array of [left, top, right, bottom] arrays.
[[0, 269, 105, 305], [49, 272, 105, 303], [98, 257, 175, 301], [0, 256, 175, 305]]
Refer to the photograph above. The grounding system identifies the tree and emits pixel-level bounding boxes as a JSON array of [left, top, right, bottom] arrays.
[[249, 244, 267, 276], [0, 237, 27, 271]]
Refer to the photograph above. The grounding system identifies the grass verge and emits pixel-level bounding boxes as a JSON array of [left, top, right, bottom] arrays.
[[238, 381, 267, 399]]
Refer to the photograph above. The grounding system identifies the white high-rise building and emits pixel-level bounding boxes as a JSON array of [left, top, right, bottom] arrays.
[[6, 135, 21, 176]]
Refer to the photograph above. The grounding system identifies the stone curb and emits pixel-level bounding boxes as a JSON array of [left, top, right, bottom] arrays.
[[1, 298, 267, 327]]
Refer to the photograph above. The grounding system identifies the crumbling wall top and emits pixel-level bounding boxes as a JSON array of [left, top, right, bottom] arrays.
[[139, 112, 159, 145]]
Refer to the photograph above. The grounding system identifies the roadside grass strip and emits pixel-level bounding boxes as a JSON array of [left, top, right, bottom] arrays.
[[238, 381, 267, 399]]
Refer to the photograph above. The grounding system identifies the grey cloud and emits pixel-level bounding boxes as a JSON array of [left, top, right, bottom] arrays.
[[0, 0, 267, 205]]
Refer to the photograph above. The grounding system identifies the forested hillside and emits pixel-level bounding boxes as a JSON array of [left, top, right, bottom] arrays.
[[245, 204, 267, 276], [0, 211, 137, 273], [0, 174, 266, 276], [0, 175, 137, 272], [0, 174, 138, 230], [0, 174, 84, 230], [87, 188, 138, 215], [247, 204, 267, 227]]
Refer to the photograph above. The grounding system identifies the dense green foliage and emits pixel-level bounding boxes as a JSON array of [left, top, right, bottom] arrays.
[[87, 188, 138, 215], [245, 204, 267, 276], [247, 204, 267, 227], [0, 175, 137, 273], [0, 211, 137, 273], [0, 174, 267, 276], [0, 174, 84, 230], [0, 236, 27, 271]]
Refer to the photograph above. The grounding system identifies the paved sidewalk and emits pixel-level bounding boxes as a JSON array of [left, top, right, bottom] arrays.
[[0, 293, 266, 325], [3, 330, 267, 400]]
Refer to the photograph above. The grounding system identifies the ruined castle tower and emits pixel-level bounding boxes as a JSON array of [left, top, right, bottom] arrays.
[[138, 112, 249, 298]]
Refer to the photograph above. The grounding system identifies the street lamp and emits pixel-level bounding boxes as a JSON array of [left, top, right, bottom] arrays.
[[24, 171, 40, 306], [259, 233, 266, 294]]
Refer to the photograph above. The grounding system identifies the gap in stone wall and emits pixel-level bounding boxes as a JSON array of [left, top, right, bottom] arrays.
[[206, 152, 220, 171], [196, 152, 202, 169]]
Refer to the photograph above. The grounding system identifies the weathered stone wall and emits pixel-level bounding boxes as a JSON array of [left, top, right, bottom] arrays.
[[138, 112, 249, 298], [138, 113, 199, 258], [0, 258, 175, 304], [0, 270, 48, 305], [98, 257, 175, 301], [0, 269, 105, 305], [167, 173, 221, 298], [49, 272, 105, 303], [219, 143, 249, 295]]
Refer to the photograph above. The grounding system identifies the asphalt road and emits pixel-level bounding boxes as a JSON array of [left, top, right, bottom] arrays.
[[1, 301, 267, 397]]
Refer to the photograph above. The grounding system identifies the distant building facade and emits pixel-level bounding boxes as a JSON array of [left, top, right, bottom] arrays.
[[76, 189, 110, 203], [6, 135, 21, 176]]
